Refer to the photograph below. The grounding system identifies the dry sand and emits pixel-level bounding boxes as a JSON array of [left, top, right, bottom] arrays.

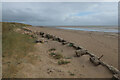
[[29, 26, 118, 68], [12, 26, 118, 78], [3, 26, 118, 78]]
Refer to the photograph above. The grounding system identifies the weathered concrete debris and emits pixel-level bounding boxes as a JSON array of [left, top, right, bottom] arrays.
[[60, 39, 66, 42], [40, 32, 44, 36], [35, 40, 43, 43], [62, 42, 69, 45], [45, 34, 51, 39], [56, 38, 62, 42], [86, 51, 96, 57], [41, 35, 45, 38], [108, 66, 120, 74], [52, 36, 57, 40], [57, 38, 66, 43], [56, 37, 61, 41], [53, 37, 61, 41], [100, 60, 120, 75], [98, 55, 103, 60], [112, 74, 120, 80], [89, 56, 101, 66], [49, 34, 54, 39], [68, 42, 74, 47], [36, 31, 40, 35], [35, 38, 45, 43], [72, 45, 82, 50], [41, 33, 53, 39], [75, 49, 88, 57], [68, 42, 83, 50], [57, 38, 65, 42]]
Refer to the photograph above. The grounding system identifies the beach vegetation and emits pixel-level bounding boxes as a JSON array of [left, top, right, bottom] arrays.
[[48, 48, 56, 52], [68, 43, 74, 47], [49, 52, 63, 59], [2, 22, 35, 77], [58, 60, 70, 65]]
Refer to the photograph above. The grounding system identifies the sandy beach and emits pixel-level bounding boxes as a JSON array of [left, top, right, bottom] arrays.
[[2, 2, 119, 79], [3, 25, 118, 78], [29, 26, 118, 68]]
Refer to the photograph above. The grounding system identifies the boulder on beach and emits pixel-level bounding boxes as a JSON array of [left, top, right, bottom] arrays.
[[75, 49, 87, 57], [73, 45, 82, 50], [89, 57, 101, 66], [105, 65, 120, 74], [68, 43, 74, 47], [112, 74, 120, 80], [62, 42, 69, 45], [40, 32, 44, 35], [52, 36, 57, 40]]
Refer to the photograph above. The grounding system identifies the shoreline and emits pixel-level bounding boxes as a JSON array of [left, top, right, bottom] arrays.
[[56, 27, 118, 33], [38, 26, 118, 33]]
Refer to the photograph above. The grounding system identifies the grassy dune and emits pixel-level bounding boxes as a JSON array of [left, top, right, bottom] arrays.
[[2, 22, 35, 77]]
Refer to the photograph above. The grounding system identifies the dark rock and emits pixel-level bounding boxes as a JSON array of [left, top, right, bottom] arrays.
[[53, 37, 60, 41], [87, 52, 96, 57], [75, 49, 87, 57], [112, 74, 120, 80], [45, 34, 50, 39], [61, 39, 66, 42], [56, 37, 60, 41], [89, 57, 101, 66], [58, 39, 66, 42], [73, 45, 82, 50], [62, 42, 69, 45], [35, 40, 43, 43], [41, 35, 45, 38], [57, 38, 62, 42], [106, 65, 120, 74], [49, 35, 54, 39], [40, 32, 44, 36], [68, 43, 74, 47], [44, 34, 53, 39], [52, 36, 57, 40]]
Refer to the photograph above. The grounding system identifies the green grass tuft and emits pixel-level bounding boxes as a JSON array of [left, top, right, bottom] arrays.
[[64, 57, 72, 59], [48, 48, 56, 52], [68, 43, 74, 47], [49, 52, 56, 56], [49, 52, 63, 59], [58, 60, 70, 65]]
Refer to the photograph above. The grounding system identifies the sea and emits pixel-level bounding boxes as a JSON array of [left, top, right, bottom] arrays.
[[55, 26, 118, 33]]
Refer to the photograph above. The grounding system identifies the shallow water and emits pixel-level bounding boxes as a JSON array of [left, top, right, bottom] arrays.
[[56, 27, 118, 33]]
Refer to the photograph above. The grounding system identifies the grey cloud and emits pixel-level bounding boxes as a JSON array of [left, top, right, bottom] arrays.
[[2, 2, 118, 26]]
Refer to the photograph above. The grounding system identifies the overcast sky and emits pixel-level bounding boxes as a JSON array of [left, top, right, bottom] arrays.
[[2, 2, 118, 26]]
